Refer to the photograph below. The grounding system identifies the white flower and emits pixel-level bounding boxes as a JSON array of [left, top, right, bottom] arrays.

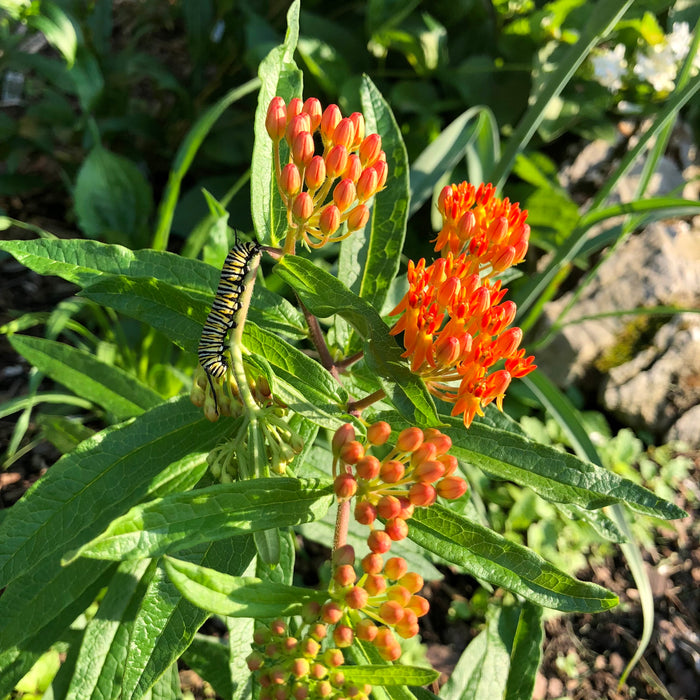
[[634, 43, 678, 92], [667, 21, 700, 69], [591, 43, 628, 91]]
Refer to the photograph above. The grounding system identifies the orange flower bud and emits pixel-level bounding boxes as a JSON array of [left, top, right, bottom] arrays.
[[302, 97, 322, 131], [413, 459, 445, 483], [435, 336, 461, 367], [333, 179, 356, 212], [436, 475, 468, 500], [319, 204, 341, 236], [325, 144, 348, 178], [356, 167, 379, 202], [285, 112, 311, 145], [493, 245, 516, 272], [373, 158, 388, 189], [346, 204, 369, 232], [324, 648, 344, 667], [395, 611, 420, 639], [344, 586, 368, 609], [400, 573, 425, 594], [379, 459, 404, 483], [426, 431, 452, 455], [385, 517, 409, 541], [310, 662, 326, 678], [305, 155, 326, 190], [396, 427, 423, 452], [359, 133, 382, 166], [334, 473, 357, 500], [355, 619, 378, 642], [363, 574, 386, 598], [339, 439, 364, 464], [321, 602, 343, 625], [266, 97, 287, 141], [437, 185, 452, 215], [367, 421, 391, 445], [362, 552, 384, 574], [407, 595, 430, 618], [287, 97, 303, 121], [343, 154, 362, 182], [280, 163, 301, 196], [309, 623, 327, 641], [301, 636, 321, 657], [332, 423, 355, 456], [379, 600, 404, 625], [410, 441, 437, 467], [332, 117, 355, 149], [348, 112, 365, 148], [320, 103, 342, 142], [367, 529, 392, 554], [384, 556, 408, 580], [355, 455, 381, 480], [333, 624, 354, 648], [292, 131, 314, 167], [292, 191, 313, 222], [334, 564, 356, 587], [439, 454, 458, 476], [409, 482, 437, 506], [291, 658, 310, 679], [377, 495, 401, 520], [491, 216, 509, 244], [316, 682, 332, 698]]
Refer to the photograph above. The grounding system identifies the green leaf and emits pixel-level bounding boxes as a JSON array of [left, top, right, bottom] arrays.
[[0, 395, 232, 656], [275, 256, 438, 426], [121, 538, 257, 700], [441, 415, 686, 520], [251, 0, 303, 246], [409, 505, 618, 612], [30, 1, 78, 67], [354, 75, 409, 313], [343, 666, 439, 686], [74, 144, 153, 247], [441, 605, 520, 700], [244, 321, 350, 428], [81, 275, 206, 354], [0, 238, 218, 293], [504, 603, 544, 700], [69, 477, 334, 562], [8, 335, 162, 419], [163, 556, 326, 617]]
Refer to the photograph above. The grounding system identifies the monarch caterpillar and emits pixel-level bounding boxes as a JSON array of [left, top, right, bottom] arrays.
[[198, 240, 262, 413]]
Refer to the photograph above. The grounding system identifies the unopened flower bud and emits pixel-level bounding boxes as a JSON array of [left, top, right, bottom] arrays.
[[280, 163, 301, 196], [343, 154, 362, 183], [302, 97, 322, 130], [397, 427, 423, 452], [354, 501, 376, 525], [356, 168, 379, 202], [348, 112, 365, 148], [377, 495, 401, 520], [373, 158, 388, 189], [320, 104, 342, 143], [385, 517, 409, 541], [367, 421, 391, 445], [334, 564, 357, 587], [361, 552, 384, 574], [359, 133, 382, 166], [367, 529, 392, 554], [305, 155, 326, 190], [355, 618, 378, 642], [333, 179, 356, 212], [379, 459, 404, 483], [285, 113, 311, 146], [321, 602, 343, 625], [436, 475, 468, 500], [292, 131, 314, 167], [332, 423, 355, 456], [319, 204, 341, 236], [325, 144, 348, 178], [409, 482, 437, 506], [345, 586, 369, 609], [287, 97, 303, 120], [332, 118, 355, 149], [334, 473, 357, 500], [339, 439, 364, 464], [266, 97, 287, 141], [292, 192, 313, 222], [346, 204, 369, 232], [384, 556, 408, 581]]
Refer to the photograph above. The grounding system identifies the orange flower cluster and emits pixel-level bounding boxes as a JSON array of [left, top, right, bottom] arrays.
[[247, 611, 368, 700], [435, 182, 530, 275], [390, 182, 536, 427], [327, 421, 468, 660], [266, 97, 387, 252]]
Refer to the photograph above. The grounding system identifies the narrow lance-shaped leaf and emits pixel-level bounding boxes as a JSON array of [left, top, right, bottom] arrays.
[[8, 335, 162, 419], [409, 504, 618, 613], [418, 414, 686, 520], [342, 666, 439, 687], [163, 556, 326, 617], [68, 477, 335, 562]]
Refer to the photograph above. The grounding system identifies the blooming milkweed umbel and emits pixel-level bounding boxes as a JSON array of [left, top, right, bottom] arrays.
[[198, 240, 262, 413]]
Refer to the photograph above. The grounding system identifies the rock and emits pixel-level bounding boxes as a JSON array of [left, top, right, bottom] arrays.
[[535, 219, 700, 446]]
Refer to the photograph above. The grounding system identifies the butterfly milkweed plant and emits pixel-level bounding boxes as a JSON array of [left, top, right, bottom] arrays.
[[0, 2, 688, 699]]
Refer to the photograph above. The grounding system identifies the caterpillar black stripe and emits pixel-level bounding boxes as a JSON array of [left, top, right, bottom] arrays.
[[198, 240, 262, 412]]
